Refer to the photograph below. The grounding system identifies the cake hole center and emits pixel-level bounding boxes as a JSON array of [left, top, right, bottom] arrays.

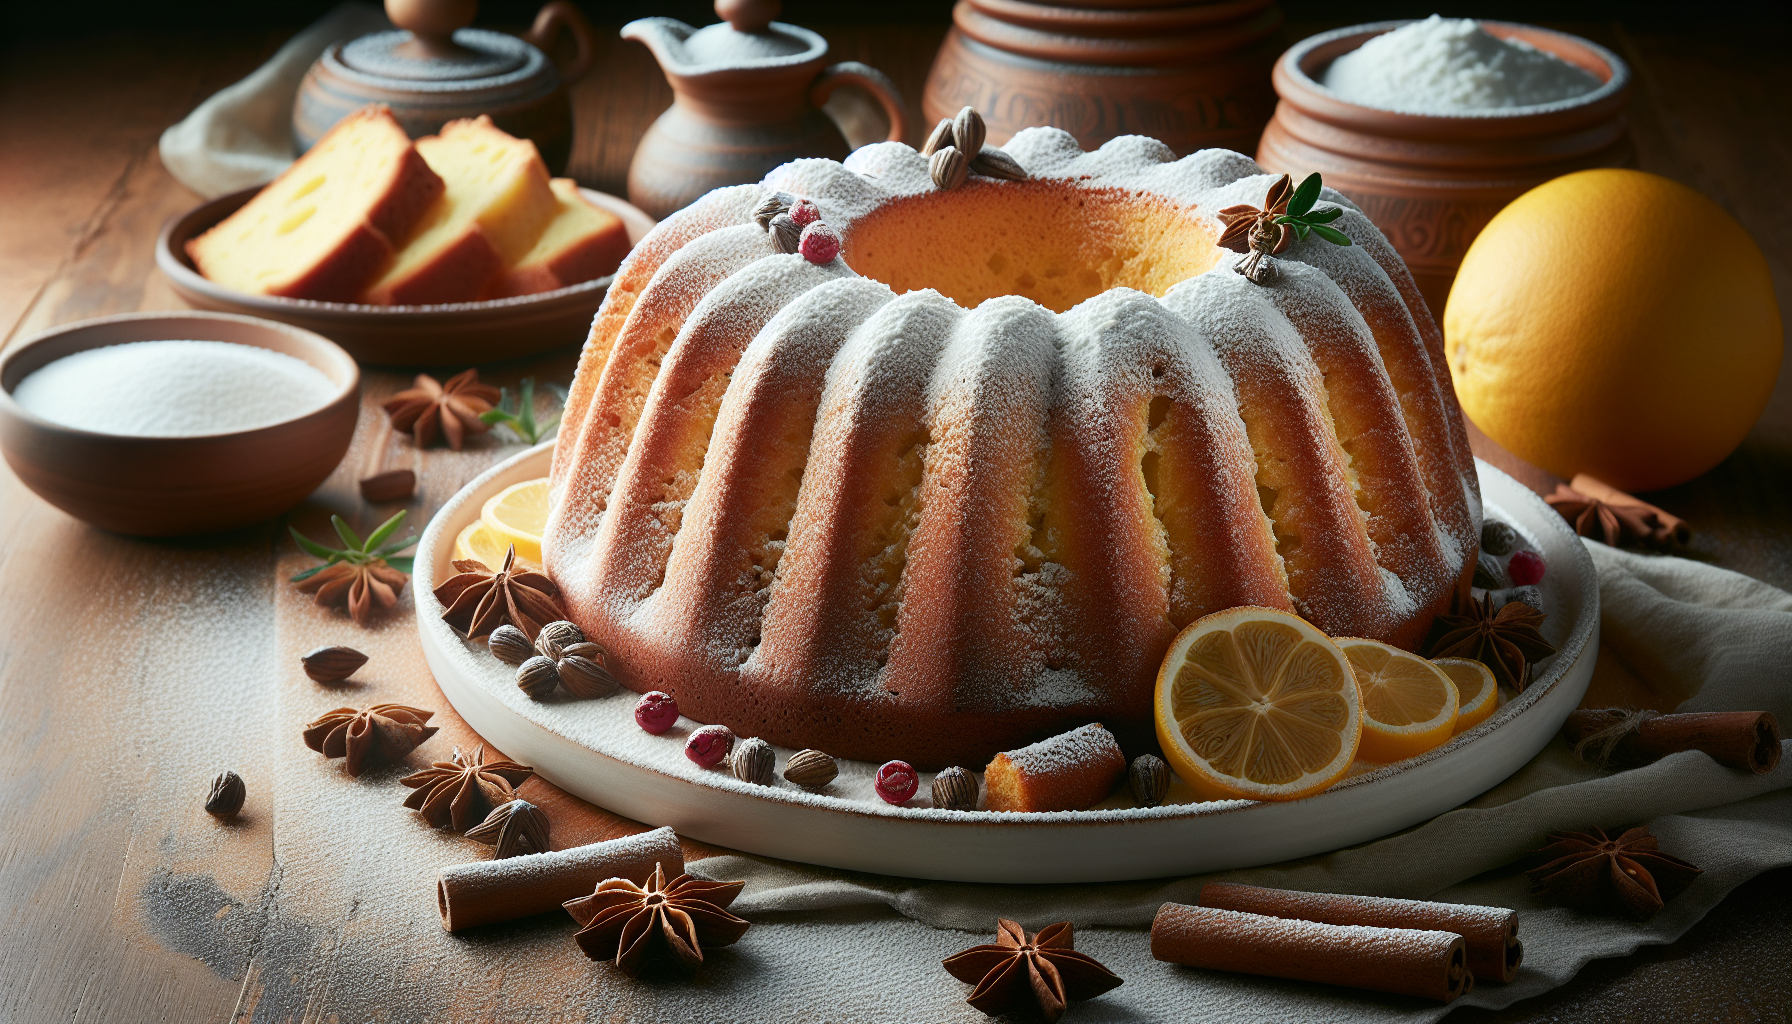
[[843, 180, 1221, 313]]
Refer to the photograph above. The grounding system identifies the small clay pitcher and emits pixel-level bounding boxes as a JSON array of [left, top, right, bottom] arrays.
[[1257, 21, 1633, 314], [923, 0, 1284, 155], [622, 0, 910, 220], [294, 0, 598, 173]]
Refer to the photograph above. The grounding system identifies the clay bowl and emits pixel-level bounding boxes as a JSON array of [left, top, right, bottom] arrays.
[[0, 311, 359, 537], [1257, 20, 1632, 315], [156, 186, 656, 367]]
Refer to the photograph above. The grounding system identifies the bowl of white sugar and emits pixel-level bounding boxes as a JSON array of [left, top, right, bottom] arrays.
[[1257, 17, 1633, 313], [0, 310, 358, 536]]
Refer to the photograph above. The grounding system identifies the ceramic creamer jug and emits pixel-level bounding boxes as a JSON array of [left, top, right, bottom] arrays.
[[622, 0, 910, 219]]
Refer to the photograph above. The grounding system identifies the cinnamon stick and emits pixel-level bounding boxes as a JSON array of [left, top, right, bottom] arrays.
[[1569, 474, 1690, 546], [1150, 902, 1472, 1003], [1198, 883, 1521, 984], [1565, 709, 1781, 775], [437, 826, 682, 932]]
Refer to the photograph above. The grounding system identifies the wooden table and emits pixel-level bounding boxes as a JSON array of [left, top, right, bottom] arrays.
[[2, 21, 1787, 1024]]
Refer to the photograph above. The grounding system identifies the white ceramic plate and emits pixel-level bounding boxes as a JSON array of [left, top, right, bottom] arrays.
[[417, 447, 1597, 883]]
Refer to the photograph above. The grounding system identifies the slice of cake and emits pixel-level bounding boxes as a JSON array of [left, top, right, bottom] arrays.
[[185, 106, 443, 302], [361, 116, 559, 305], [983, 724, 1127, 812], [485, 178, 632, 298]]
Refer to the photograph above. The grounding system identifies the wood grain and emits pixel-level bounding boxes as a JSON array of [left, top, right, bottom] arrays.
[[0, 20, 1786, 1024]]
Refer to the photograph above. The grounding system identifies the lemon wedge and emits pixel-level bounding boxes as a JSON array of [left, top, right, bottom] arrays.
[[1335, 637, 1459, 763], [1154, 606, 1361, 802], [480, 478, 551, 564], [1433, 657, 1501, 735], [455, 519, 538, 571]]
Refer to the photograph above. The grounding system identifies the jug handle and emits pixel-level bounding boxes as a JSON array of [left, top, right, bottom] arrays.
[[811, 62, 910, 145], [525, 1, 598, 85]]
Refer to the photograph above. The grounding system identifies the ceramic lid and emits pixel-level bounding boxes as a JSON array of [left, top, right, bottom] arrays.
[[341, 28, 531, 82], [623, 0, 826, 77]]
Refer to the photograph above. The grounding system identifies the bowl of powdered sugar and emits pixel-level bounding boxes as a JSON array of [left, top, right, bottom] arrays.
[[1257, 17, 1632, 312], [0, 310, 358, 536]]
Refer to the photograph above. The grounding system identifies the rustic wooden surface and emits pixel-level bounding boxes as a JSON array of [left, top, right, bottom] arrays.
[[1, 20, 1787, 1024]]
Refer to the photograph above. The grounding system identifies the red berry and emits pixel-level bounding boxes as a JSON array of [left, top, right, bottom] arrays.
[[634, 691, 679, 734], [875, 760, 918, 805], [798, 222, 840, 265], [1508, 549, 1546, 586], [789, 198, 821, 226], [684, 724, 734, 768]]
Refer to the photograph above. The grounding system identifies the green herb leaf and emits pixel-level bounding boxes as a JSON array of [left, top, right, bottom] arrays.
[[1293, 222, 1311, 241], [1307, 206, 1344, 224], [518, 378, 538, 438], [289, 564, 329, 583], [479, 408, 512, 426], [332, 515, 364, 552], [385, 556, 414, 574], [289, 526, 340, 560], [1311, 224, 1352, 246], [370, 535, 418, 560], [364, 510, 407, 552], [1288, 173, 1323, 217]]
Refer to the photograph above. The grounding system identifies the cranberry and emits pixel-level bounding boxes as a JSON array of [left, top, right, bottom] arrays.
[[684, 724, 734, 768], [875, 760, 919, 805], [798, 222, 840, 265], [634, 691, 679, 734], [1507, 549, 1546, 586], [788, 198, 821, 226]]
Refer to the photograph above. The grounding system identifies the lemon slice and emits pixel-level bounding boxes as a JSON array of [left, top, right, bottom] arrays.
[[1433, 657, 1501, 734], [1335, 637, 1459, 763], [480, 478, 551, 564], [455, 519, 538, 572], [1154, 606, 1361, 802]]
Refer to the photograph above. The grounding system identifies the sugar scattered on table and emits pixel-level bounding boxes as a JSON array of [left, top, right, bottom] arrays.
[[12, 340, 335, 436]]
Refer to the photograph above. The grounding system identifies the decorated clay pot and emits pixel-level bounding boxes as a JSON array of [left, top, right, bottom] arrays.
[[922, 0, 1283, 155], [1257, 21, 1632, 315]]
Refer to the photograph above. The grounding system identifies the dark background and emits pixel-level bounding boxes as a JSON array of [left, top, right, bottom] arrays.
[[5, 0, 1789, 35]]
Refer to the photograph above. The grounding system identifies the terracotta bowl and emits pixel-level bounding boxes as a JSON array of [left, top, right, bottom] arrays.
[[0, 311, 359, 537], [1256, 20, 1632, 314], [156, 186, 656, 367]]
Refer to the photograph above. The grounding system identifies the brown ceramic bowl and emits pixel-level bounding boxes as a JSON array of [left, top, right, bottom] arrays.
[[156, 186, 656, 367], [1257, 20, 1632, 314], [0, 311, 359, 537]]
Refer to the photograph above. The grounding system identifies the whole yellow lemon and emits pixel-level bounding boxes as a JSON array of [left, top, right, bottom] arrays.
[[1444, 169, 1782, 492]]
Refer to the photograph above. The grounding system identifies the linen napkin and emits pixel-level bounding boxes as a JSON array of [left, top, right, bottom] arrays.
[[690, 540, 1792, 1019], [158, 3, 389, 198]]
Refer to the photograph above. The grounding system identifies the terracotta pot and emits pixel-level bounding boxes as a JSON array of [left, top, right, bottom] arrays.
[[923, 0, 1283, 155], [622, 1, 910, 220], [294, 0, 598, 173], [1257, 21, 1632, 315], [0, 312, 360, 537]]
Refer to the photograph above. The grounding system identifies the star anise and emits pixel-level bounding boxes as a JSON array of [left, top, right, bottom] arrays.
[[433, 544, 565, 641], [1218, 172, 1353, 284], [942, 919, 1123, 1023], [1218, 173, 1294, 255], [563, 861, 751, 976], [400, 744, 534, 830], [302, 703, 437, 776], [289, 511, 416, 627], [1429, 592, 1556, 691], [383, 369, 502, 450], [1546, 484, 1661, 549], [1525, 826, 1703, 920]]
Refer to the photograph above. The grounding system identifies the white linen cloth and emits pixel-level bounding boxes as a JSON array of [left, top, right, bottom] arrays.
[[688, 541, 1792, 1020], [158, 3, 389, 198]]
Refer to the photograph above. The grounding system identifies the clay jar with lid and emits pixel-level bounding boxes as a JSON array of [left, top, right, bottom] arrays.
[[1256, 21, 1633, 315], [923, 0, 1284, 155]]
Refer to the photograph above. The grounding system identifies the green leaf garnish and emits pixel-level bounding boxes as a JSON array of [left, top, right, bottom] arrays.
[[1268, 173, 1351, 249], [1310, 224, 1353, 246], [481, 376, 565, 446], [332, 515, 363, 551], [290, 510, 416, 569], [1287, 172, 1322, 217]]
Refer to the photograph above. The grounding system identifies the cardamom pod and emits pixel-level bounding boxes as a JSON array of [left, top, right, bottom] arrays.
[[782, 748, 837, 789], [951, 105, 986, 158], [205, 770, 246, 818], [1474, 553, 1507, 590], [536, 620, 586, 661], [488, 624, 535, 666], [557, 646, 617, 699], [516, 655, 560, 699], [1128, 754, 1170, 808], [731, 736, 775, 786], [969, 148, 1026, 182], [300, 645, 367, 683], [922, 117, 954, 157], [769, 212, 802, 254], [931, 765, 978, 811], [1481, 521, 1520, 557], [466, 798, 550, 858], [930, 146, 968, 191], [754, 190, 795, 230]]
